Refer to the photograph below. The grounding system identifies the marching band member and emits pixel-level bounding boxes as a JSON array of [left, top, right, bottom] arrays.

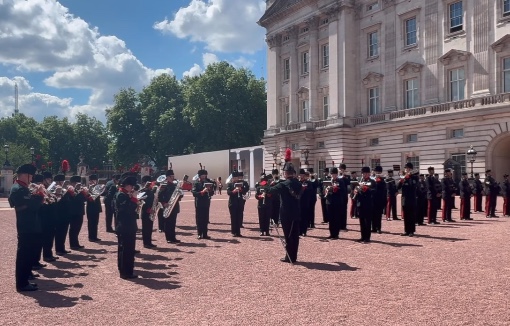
[[255, 172, 272, 236], [372, 166, 386, 234], [103, 174, 120, 233], [54, 173, 72, 255], [324, 167, 345, 239], [355, 167, 376, 243], [9, 164, 43, 291], [31, 174, 47, 270], [268, 159, 302, 263], [472, 173, 484, 212], [192, 168, 214, 239], [270, 168, 282, 225], [68, 175, 89, 250], [459, 172, 473, 220], [441, 169, 456, 222], [227, 171, 249, 237], [41, 171, 59, 262], [116, 174, 140, 279], [86, 174, 102, 242], [140, 176, 156, 248], [385, 169, 399, 221], [307, 168, 318, 228], [298, 169, 314, 237], [318, 168, 330, 223], [416, 174, 428, 225], [502, 174, 510, 217], [349, 171, 358, 219], [397, 163, 418, 236], [426, 167, 441, 225], [162, 169, 183, 244], [484, 170, 498, 218], [338, 163, 350, 231], [157, 170, 172, 234]]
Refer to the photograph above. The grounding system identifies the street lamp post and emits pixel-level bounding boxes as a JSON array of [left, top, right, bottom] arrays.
[[271, 151, 279, 168], [302, 148, 310, 166], [30, 146, 35, 165], [467, 145, 477, 179], [3, 144, 10, 167]]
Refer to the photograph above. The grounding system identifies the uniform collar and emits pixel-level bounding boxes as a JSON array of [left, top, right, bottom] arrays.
[[15, 180, 28, 187]]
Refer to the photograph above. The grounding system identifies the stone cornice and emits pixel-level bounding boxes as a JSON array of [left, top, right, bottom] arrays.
[[362, 72, 384, 85], [396, 62, 423, 76], [439, 49, 471, 65], [491, 34, 510, 53]]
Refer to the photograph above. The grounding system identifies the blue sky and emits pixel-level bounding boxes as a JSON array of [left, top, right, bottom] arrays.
[[0, 0, 267, 122]]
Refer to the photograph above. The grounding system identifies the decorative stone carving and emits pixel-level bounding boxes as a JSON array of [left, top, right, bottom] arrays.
[[296, 86, 310, 99], [396, 62, 423, 76], [304, 16, 320, 31], [325, 5, 340, 22], [439, 49, 471, 65], [383, 0, 396, 9], [491, 34, 510, 53], [284, 25, 299, 40], [362, 72, 384, 85], [266, 34, 282, 48]]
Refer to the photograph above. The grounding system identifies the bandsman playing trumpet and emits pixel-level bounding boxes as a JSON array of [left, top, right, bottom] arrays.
[[398, 163, 418, 236], [324, 167, 345, 240], [68, 175, 89, 250], [140, 175, 156, 248], [54, 174, 72, 255], [192, 168, 214, 239], [41, 171, 59, 262], [355, 167, 376, 243], [385, 169, 399, 221], [372, 166, 386, 234], [9, 164, 44, 291], [318, 168, 331, 224], [31, 174, 47, 271], [255, 172, 272, 236], [269, 168, 282, 225], [86, 174, 102, 242], [307, 168, 318, 228], [298, 169, 314, 237], [227, 171, 250, 237]]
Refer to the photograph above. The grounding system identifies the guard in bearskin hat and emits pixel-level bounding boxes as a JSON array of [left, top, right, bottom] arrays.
[[115, 174, 140, 279]]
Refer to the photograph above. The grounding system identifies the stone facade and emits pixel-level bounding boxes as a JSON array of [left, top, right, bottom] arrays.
[[259, 0, 510, 180]]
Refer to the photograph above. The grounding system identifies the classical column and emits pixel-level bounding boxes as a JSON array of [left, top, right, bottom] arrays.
[[327, 8, 340, 118], [249, 149, 255, 189], [288, 26, 299, 123], [266, 34, 282, 129], [236, 151, 241, 171], [308, 17, 320, 121]]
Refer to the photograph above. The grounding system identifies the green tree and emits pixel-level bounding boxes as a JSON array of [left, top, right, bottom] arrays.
[[37, 116, 75, 172], [182, 62, 266, 152], [105, 88, 146, 168], [72, 113, 109, 170], [139, 74, 193, 165]]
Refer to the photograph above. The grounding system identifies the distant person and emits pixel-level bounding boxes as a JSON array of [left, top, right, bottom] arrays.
[[217, 177, 223, 195]]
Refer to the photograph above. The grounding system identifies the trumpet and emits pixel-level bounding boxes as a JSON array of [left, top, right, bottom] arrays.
[[89, 184, 106, 200]]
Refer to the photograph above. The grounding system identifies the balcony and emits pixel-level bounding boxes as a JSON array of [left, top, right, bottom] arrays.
[[264, 92, 510, 136]]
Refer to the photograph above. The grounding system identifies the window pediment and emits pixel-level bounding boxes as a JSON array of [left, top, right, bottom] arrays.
[[492, 34, 510, 53], [397, 61, 423, 76], [296, 86, 309, 99], [362, 72, 384, 85], [439, 49, 471, 65]]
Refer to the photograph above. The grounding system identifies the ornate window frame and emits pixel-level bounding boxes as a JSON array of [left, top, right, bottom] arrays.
[[439, 49, 471, 102], [491, 34, 510, 94], [443, 0, 466, 40], [397, 7, 421, 52], [363, 72, 384, 115], [396, 62, 423, 110]]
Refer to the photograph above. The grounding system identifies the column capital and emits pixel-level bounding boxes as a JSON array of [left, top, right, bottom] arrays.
[[265, 34, 282, 48]]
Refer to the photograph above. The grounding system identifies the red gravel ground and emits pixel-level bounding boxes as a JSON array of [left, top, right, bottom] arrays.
[[0, 194, 509, 326]]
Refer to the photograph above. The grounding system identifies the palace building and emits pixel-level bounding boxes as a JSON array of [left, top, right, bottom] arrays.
[[258, 0, 510, 181]]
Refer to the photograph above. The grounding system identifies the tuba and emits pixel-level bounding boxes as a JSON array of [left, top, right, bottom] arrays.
[[163, 178, 184, 218], [149, 175, 167, 221]]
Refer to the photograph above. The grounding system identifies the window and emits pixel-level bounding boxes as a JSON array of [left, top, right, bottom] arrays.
[[370, 158, 381, 171], [368, 32, 379, 57], [369, 138, 379, 146], [283, 58, 290, 81], [505, 0, 510, 17], [318, 160, 326, 173], [301, 27, 309, 33], [449, 68, 465, 101], [323, 96, 329, 119], [291, 143, 299, 151], [283, 105, 290, 125], [405, 17, 417, 46], [406, 134, 418, 142], [367, 2, 379, 11], [283, 35, 290, 42], [317, 141, 325, 149], [451, 154, 467, 175], [321, 18, 329, 25], [504, 58, 510, 92], [451, 128, 464, 138], [322, 44, 329, 68], [449, 1, 463, 33], [368, 87, 380, 115], [405, 78, 419, 109], [301, 52, 309, 74], [406, 156, 420, 171], [302, 100, 309, 122]]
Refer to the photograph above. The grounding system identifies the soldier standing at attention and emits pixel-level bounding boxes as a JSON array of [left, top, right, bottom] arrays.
[[398, 163, 418, 236], [9, 164, 43, 292], [268, 151, 302, 263], [385, 169, 399, 221], [324, 167, 344, 239], [349, 171, 359, 219], [372, 166, 386, 234], [472, 173, 484, 212], [459, 172, 473, 220], [307, 168, 318, 228], [140, 176, 156, 248], [502, 174, 510, 217], [255, 172, 272, 236], [426, 167, 441, 225], [270, 168, 282, 225], [86, 174, 102, 242], [355, 167, 376, 243], [484, 170, 498, 218], [318, 168, 330, 224], [441, 169, 456, 223], [192, 168, 214, 239], [416, 174, 428, 226], [227, 171, 249, 237]]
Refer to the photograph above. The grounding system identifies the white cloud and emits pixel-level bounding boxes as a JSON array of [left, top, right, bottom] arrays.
[[202, 52, 219, 67], [0, 0, 174, 121], [232, 56, 255, 69], [183, 64, 202, 78], [182, 51, 256, 78], [154, 0, 266, 53]]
